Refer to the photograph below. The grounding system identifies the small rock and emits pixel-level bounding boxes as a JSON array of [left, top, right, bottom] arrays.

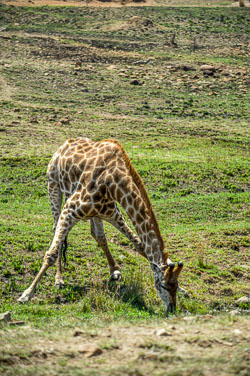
[[236, 296, 249, 305], [73, 329, 84, 337], [183, 316, 196, 321], [200, 65, 216, 76], [78, 344, 103, 358], [59, 117, 70, 124], [55, 121, 63, 127], [204, 314, 213, 320], [229, 310, 240, 316], [9, 321, 25, 326], [156, 328, 172, 337], [0, 311, 11, 322], [200, 65, 216, 72], [233, 329, 242, 336]]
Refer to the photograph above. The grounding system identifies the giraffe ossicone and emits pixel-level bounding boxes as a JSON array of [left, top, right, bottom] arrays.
[[18, 137, 186, 314]]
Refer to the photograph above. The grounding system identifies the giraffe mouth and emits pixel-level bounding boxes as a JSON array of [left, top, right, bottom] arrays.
[[166, 303, 176, 316]]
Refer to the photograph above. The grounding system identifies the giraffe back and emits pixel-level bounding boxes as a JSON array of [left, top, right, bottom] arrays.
[[47, 137, 164, 252]]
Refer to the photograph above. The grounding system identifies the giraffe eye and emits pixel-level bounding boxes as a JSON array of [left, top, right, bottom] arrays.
[[160, 283, 168, 290], [161, 281, 178, 292]]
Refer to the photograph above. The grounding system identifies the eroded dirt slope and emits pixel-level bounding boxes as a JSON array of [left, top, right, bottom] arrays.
[[1, 313, 250, 375]]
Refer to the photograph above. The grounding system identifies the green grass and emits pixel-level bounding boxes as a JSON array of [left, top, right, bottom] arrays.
[[0, 3, 249, 328]]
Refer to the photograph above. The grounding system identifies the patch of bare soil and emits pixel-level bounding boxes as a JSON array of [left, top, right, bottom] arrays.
[[3, 0, 250, 7], [1, 314, 250, 375], [24, 34, 142, 64], [1, 0, 154, 8]]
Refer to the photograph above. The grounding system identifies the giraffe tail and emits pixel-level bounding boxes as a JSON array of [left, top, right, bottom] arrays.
[[62, 237, 68, 266]]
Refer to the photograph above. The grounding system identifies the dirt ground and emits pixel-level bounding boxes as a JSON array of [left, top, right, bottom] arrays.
[[0, 0, 155, 7], [2, 0, 250, 8], [1, 313, 249, 375]]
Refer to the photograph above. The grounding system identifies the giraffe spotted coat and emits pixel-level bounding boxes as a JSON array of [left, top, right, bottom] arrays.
[[18, 137, 185, 314]]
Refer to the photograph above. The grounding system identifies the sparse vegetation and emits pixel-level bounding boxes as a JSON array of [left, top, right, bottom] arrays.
[[0, 1, 249, 375]]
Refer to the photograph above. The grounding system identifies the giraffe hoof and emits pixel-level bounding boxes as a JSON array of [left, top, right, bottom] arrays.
[[17, 290, 33, 303], [177, 286, 190, 298], [110, 270, 121, 281], [55, 279, 65, 289]]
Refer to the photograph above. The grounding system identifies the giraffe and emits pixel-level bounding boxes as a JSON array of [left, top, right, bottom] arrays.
[[18, 137, 186, 315]]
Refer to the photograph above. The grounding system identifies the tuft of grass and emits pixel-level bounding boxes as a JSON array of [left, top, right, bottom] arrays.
[[197, 242, 214, 270]]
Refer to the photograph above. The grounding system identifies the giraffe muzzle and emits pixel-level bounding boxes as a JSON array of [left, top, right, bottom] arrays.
[[166, 302, 176, 317]]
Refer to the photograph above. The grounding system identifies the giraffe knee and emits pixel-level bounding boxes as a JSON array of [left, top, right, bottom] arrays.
[[96, 235, 106, 246], [134, 238, 142, 249], [44, 250, 58, 266], [91, 228, 97, 241], [110, 268, 121, 281]]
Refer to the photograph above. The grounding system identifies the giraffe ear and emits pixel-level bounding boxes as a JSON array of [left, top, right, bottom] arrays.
[[163, 252, 169, 265]]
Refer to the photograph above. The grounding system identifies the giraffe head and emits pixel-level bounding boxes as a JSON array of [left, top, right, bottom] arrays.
[[151, 252, 183, 316]]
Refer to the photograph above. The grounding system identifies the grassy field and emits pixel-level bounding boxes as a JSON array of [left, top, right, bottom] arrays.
[[0, 2, 249, 375]]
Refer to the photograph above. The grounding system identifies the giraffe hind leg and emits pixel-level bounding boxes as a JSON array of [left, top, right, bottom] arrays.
[[48, 173, 63, 233], [60, 195, 71, 267], [62, 237, 68, 265], [55, 237, 68, 289], [90, 218, 121, 281]]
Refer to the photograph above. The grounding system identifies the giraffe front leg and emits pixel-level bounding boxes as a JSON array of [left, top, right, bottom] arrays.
[[90, 218, 121, 281], [18, 245, 59, 303], [54, 209, 79, 289], [18, 208, 79, 303], [106, 208, 146, 257]]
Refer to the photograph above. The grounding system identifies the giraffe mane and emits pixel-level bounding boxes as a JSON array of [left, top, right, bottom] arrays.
[[103, 139, 165, 252]]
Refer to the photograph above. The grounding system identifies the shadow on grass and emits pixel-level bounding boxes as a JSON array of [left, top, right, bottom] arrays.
[[108, 279, 152, 312], [50, 278, 154, 314]]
